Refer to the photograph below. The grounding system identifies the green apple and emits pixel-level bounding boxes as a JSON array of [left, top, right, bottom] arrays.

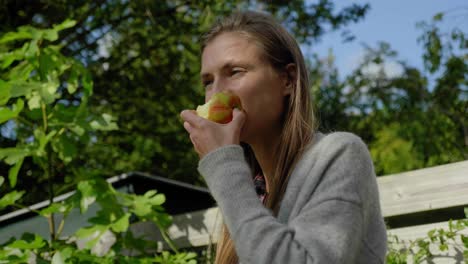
[[196, 92, 242, 124]]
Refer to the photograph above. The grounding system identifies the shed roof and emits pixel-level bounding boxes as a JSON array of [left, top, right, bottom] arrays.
[[0, 171, 215, 227]]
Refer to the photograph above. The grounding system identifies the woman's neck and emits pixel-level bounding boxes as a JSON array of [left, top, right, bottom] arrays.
[[248, 131, 281, 191]]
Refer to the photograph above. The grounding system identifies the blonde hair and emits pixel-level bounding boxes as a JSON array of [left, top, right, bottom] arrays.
[[201, 11, 317, 264]]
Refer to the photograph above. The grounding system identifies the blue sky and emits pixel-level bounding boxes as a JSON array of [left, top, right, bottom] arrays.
[[311, 0, 467, 77]]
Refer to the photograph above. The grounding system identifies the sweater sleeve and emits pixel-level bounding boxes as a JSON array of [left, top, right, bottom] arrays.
[[198, 133, 375, 264]]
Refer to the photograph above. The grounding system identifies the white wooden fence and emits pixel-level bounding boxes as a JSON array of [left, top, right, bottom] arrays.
[[382, 160, 468, 263], [131, 160, 468, 263]]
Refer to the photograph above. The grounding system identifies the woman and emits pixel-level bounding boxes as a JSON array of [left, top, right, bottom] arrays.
[[180, 11, 387, 264]]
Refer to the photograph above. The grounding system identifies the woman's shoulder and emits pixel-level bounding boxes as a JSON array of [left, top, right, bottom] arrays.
[[310, 131, 368, 152], [301, 131, 371, 164], [294, 131, 375, 189]]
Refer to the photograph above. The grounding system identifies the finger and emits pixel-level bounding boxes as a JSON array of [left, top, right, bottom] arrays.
[[183, 121, 194, 133], [189, 134, 201, 155], [231, 108, 246, 127], [228, 109, 246, 140], [180, 110, 204, 127]]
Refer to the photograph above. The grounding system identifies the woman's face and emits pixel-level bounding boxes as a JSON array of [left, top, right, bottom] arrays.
[[201, 32, 291, 144]]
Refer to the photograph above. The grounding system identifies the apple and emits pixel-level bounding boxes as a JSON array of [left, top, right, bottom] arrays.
[[196, 92, 242, 124]]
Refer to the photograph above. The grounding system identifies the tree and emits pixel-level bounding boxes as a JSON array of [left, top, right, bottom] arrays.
[[312, 11, 467, 175], [0, 20, 196, 263], [0, 0, 370, 205]]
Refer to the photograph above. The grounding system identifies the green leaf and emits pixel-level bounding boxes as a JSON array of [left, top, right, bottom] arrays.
[[39, 80, 60, 104], [123, 231, 157, 253], [154, 251, 197, 263], [0, 176, 4, 187], [88, 212, 110, 226], [27, 92, 41, 109], [39, 202, 69, 217], [53, 19, 77, 32], [439, 243, 448, 251], [8, 157, 23, 187], [77, 181, 96, 213], [0, 30, 32, 44], [63, 192, 81, 214], [69, 124, 85, 136], [25, 40, 38, 58], [130, 192, 166, 218], [51, 135, 77, 163], [0, 80, 11, 105], [27, 27, 42, 40], [153, 211, 172, 229], [10, 81, 38, 98], [110, 213, 131, 233], [462, 235, 468, 247], [464, 207, 468, 218], [50, 103, 79, 123], [57, 60, 72, 76], [8, 234, 46, 249], [132, 197, 152, 217], [75, 226, 108, 250], [38, 51, 59, 78], [51, 247, 74, 264], [433, 12, 444, 21], [75, 225, 100, 239], [51, 251, 64, 264], [0, 146, 29, 165], [43, 29, 59, 42], [34, 129, 57, 157], [81, 71, 93, 95], [0, 52, 17, 69], [90, 113, 118, 131], [149, 193, 165, 206], [0, 99, 24, 124], [0, 190, 25, 210], [6, 60, 33, 80], [144, 190, 157, 198], [67, 69, 79, 94]]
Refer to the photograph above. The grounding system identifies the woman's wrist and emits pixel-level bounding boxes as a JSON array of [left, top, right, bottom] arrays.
[[198, 144, 245, 176]]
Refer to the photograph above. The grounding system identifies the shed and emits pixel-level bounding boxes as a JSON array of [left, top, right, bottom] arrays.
[[0, 171, 215, 244]]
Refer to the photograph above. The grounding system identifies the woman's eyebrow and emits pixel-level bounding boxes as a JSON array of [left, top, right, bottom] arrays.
[[200, 60, 253, 78], [222, 60, 252, 69]]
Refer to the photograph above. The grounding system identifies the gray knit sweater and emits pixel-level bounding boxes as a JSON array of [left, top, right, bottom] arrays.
[[198, 132, 387, 263]]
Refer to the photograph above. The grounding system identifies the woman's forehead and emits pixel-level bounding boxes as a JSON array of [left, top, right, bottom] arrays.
[[201, 32, 265, 73]]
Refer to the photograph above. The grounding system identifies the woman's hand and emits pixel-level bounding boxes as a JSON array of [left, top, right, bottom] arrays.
[[180, 108, 246, 159]]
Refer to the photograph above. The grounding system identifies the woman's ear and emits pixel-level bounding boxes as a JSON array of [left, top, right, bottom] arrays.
[[282, 63, 297, 96]]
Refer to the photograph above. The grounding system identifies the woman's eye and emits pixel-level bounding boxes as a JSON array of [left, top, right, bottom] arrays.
[[231, 68, 245, 76], [202, 81, 213, 89]]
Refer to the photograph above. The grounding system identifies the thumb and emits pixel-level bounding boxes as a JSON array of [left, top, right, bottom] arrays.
[[231, 108, 246, 126], [229, 109, 246, 141]]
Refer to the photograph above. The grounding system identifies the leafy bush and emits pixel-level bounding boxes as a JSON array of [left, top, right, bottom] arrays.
[[386, 209, 468, 263], [0, 20, 195, 263]]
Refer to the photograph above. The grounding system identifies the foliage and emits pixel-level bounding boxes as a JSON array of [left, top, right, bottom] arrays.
[[386, 209, 468, 263], [370, 123, 424, 174], [0, 1, 466, 262], [0, 0, 370, 202], [0, 21, 195, 263], [311, 11, 466, 176]]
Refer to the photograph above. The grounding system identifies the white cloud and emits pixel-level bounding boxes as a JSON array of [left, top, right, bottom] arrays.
[[345, 49, 404, 78]]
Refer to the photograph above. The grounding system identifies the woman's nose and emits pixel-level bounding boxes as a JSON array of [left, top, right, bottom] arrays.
[[208, 79, 229, 95], [212, 79, 224, 93], [205, 80, 221, 101]]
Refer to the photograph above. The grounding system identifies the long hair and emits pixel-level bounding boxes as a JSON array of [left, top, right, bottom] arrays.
[[201, 11, 317, 264]]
